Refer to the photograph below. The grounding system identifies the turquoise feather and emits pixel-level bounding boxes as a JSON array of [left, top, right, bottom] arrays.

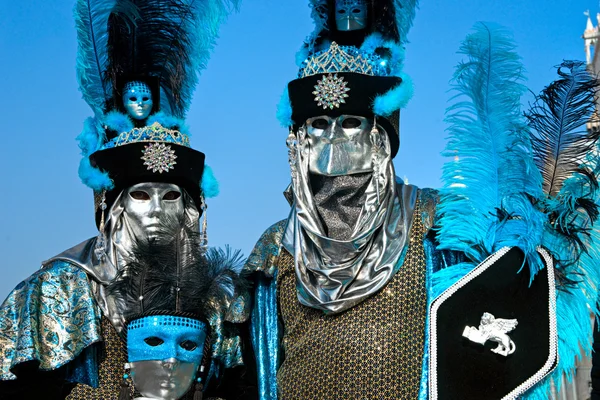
[[436, 22, 545, 272], [74, 0, 116, 117]]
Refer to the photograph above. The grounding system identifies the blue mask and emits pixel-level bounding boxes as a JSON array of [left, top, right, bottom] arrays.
[[127, 315, 207, 363], [127, 315, 208, 399]]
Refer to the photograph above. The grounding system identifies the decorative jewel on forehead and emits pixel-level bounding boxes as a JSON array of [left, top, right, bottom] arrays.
[[141, 142, 177, 173], [335, 0, 368, 31], [123, 81, 154, 120], [313, 74, 350, 110]]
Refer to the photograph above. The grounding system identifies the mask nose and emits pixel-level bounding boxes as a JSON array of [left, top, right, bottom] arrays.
[[162, 357, 180, 371], [148, 195, 163, 217], [323, 120, 346, 143]]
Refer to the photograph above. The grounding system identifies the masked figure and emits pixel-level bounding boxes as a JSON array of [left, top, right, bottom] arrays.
[[0, 1, 251, 399], [107, 232, 245, 400], [245, 1, 600, 399]]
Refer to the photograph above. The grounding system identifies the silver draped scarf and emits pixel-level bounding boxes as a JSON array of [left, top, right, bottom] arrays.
[[283, 127, 417, 314], [44, 190, 200, 333]]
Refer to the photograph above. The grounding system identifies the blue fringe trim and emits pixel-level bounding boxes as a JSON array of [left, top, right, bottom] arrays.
[[372, 72, 414, 116], [78, 157, 113, 190], [201, 165, 219, 198], [276, 87, 294, 127], [103, 110, 133, 135], [76, 117, 105, 157]]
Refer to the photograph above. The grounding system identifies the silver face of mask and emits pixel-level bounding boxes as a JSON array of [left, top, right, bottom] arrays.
[[123, 182, 185, 240], [335, 0, 368, 31], [130, 358, 197, 400], [123, 81, 154, 120], [306, 115, 377, 176]]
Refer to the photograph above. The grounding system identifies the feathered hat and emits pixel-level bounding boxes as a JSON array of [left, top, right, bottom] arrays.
[[74, 0, 238, 227], [278, 0, 418, 157]]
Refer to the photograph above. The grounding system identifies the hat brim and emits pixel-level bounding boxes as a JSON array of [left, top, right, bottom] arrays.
[[288, 72, 402, 157], [90, 143, 205, 226]]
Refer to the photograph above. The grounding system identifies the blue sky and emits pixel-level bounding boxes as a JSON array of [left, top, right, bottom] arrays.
[[0, 0, 596, 298]]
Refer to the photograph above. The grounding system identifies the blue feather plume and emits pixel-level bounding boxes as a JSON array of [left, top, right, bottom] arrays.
[[76, 117, 105, 157], [436, 22, 545, 271], [276, 87, 294, 127], [174, 0, 241, 117], [201, 165, 220, 198], [394, 0, 419, 44], [74, 0, 117, 117]]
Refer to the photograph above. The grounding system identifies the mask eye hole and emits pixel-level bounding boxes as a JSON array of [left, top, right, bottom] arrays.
[[338, 9, 347, 14], [311, 118, 330, 130], [129, 191, 150, 200], [180, 340, 198, 351], [142, 97, 149, 101], [341, 117, 361, 129], [352, 8, 361, 13], [144, 337, 164, 347], [129, 190, 150, 200], [163, 191, 181, 201], [129, 97, 137, 102]]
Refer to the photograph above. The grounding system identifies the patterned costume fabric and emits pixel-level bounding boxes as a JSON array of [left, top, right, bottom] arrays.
[[0, 261, 102, 385], [0, 258, 248, 396], [277, 197, 427, 399]]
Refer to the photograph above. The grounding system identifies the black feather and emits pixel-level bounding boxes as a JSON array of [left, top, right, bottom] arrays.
[[526, 60, 600, 197], [107, 220, 245, 322], [106, 0, 208, 117]]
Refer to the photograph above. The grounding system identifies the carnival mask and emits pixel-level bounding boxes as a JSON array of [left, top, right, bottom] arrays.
[[123, 182, 185, 240], [123, 81, 154, 120], [335, 0, 368, 31], [127, 315, 208, 400], [306, 115, 384, 176]]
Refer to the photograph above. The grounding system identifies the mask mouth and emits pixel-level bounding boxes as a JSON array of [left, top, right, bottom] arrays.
[[336, 16, 367, 31]]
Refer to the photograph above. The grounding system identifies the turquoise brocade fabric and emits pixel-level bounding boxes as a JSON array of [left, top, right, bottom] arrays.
[[0, 261, 103, 386]]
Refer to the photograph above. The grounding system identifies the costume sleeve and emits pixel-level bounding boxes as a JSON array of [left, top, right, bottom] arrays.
[[0, 261, 103, 395], [243, 221, 287, 400]]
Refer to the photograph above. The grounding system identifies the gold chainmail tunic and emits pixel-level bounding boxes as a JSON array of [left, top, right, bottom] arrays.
[[277, 198, 428, 400]]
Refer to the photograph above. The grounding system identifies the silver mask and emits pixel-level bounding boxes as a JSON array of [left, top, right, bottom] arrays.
[[130, 358, 197, 400], [123, 81, 154, 120], [335, 0, 368, 31], [306, 115, 375, 176], [122, 182, 185, 241]]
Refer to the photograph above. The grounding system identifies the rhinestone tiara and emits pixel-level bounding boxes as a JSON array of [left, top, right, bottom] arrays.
[[102, 122, 190, 150], [298, 42, 391, 79]]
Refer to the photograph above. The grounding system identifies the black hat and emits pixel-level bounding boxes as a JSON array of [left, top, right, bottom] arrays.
[[73, 0, 238, 226], [277, 0, 419, 158]]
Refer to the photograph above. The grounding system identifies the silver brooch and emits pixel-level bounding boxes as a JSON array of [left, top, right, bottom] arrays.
[[313, 74, 350, 110], [463, 312, 518, 356], [141, 143, 177, 173]]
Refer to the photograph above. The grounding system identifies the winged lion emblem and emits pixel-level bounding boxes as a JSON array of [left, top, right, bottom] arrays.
[[462, 312, 518, 356]]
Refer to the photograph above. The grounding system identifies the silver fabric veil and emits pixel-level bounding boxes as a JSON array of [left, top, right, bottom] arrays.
[[44, 188, 200, 333], [283, 126, 417, 314]]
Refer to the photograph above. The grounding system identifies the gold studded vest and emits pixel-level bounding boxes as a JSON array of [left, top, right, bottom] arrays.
[[277, 198, 428, 400]]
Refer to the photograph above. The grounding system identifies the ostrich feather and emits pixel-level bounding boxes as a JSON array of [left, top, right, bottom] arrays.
[[527, 60, 599, 197], [393, 0, 418, 44], [74, 0, 129, 116], [108, 223, 245, 320], [106, 0, 239, 118], [436, 22, 544, 271]]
